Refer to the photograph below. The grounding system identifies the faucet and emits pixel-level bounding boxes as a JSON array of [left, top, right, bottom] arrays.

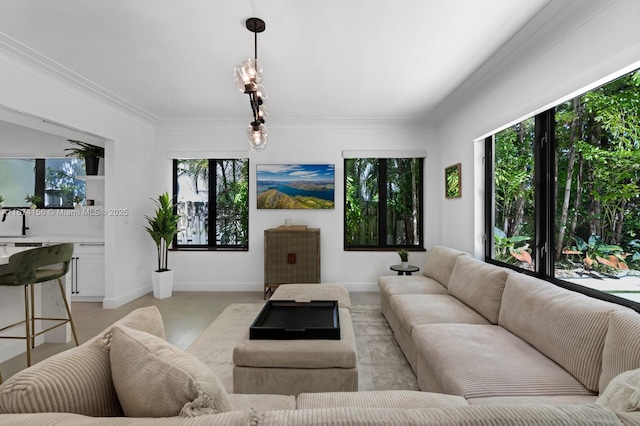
[[1, 209, 29, 236]]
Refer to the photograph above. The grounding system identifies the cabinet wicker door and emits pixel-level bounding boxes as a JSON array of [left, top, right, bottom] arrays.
[[264, 228, 320, 298]]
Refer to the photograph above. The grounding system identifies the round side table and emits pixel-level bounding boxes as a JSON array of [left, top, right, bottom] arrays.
[[390, 264, 419, 276]]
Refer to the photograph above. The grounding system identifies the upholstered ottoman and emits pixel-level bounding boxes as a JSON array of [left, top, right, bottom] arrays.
[[233, 284, 357, 395], [271, 283, 351, 310]]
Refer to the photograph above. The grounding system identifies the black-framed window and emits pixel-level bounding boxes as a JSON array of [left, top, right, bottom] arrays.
[[173, 158, 249, 250], [0, 157, 86, 208], [485, 67, 640, 311], [344, 157, 424, 250]]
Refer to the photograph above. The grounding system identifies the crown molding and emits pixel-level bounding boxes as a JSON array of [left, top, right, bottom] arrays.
[[156, 117, 425, 131], [0, 32, 428, 131], [0, 32, 160, 124]]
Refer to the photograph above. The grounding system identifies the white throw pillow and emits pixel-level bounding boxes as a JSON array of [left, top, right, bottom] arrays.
[[596, 368, 640, 412], [110, 325, 231, 417]]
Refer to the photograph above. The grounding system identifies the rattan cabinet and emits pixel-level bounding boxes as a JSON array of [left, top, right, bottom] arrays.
[[263, 226, 320, 298]]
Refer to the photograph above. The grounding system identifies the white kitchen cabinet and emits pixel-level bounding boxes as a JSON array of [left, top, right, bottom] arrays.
[[70, 242, 105, 301]]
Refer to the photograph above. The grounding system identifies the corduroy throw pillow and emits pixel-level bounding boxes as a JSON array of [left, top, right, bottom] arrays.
[[109, 325, 231, 417]]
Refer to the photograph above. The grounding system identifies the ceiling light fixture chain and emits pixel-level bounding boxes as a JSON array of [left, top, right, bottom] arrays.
[[234, 17, 268, 151]]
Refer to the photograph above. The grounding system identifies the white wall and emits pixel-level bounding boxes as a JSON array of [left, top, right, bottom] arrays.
[[0, 48, 156, 308], [154, 120, 439, 292], [434, 0, 640, 256]]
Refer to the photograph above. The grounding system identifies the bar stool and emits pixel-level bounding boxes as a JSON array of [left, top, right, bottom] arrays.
[[0, 243, 78, 367]]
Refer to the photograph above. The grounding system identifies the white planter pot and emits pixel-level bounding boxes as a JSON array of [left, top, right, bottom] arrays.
[[401, 261, 409, 269], [152, 270, 174, 299]]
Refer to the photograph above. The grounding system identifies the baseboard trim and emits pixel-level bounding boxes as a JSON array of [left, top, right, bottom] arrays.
[[101, 282, 379, 309], [172, 282, 379, 293], [102, 285, 150, 309]]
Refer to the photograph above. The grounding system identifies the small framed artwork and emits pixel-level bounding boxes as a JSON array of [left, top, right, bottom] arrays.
[[445, 163, 461, 199], [256, 164, 335, 209]]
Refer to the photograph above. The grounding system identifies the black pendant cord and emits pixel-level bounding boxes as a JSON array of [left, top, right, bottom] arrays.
[[251, 31, 262, 125], [243, 17, 266, 132], [254, 30, 258, 61]]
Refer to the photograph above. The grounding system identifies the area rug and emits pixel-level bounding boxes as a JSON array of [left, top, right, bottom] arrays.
[[185, 303, 419, 393]]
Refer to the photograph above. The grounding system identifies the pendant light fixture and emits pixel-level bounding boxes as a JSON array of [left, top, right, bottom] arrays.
[[234, 17, 268, 151]]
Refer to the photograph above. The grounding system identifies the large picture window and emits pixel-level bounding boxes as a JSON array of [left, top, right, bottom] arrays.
[[486, 67, 640, 309], [173, 158, 249, 250], [344, 157, 423, 250]]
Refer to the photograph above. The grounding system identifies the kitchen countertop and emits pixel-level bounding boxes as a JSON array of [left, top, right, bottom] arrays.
[[0, 234, 104, 244], [0, 245, 29, 265]]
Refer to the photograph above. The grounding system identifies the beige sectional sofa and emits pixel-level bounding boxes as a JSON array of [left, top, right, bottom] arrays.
[[379, 245, 640, 404], [0, 260, 639, 424]]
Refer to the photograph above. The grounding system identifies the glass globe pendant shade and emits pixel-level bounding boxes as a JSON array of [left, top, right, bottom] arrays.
[[255, 84, 268, 100], [234, 59, 262, 93], [247, 123, 268, 152], [245, 58, 262, 83], [258, 104, 269, 120], [234, 67, 250, 92]]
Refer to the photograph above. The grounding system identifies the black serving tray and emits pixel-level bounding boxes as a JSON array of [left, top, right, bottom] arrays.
[[250, 300, 340, 340]]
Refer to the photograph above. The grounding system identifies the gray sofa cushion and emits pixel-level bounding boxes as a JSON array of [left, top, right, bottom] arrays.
[[422, 245, 467, 288], [499, 273, 632, 392], [413, 324, 595, 398], [600, 311, 640, 392], [378, 275, 448, 300], [390, 294, 490, 336], [447, 256, 509, 324]]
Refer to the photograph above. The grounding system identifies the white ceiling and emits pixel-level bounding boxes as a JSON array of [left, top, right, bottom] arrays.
[[0, 0, 552, 123]]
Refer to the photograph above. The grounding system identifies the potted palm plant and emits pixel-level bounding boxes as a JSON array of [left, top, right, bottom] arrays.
[[145, 192, 180, 299], [64, 140, 104, 176]]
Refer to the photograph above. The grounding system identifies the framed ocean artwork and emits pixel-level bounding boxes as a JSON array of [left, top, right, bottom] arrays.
[[256, 164, 335, 209]]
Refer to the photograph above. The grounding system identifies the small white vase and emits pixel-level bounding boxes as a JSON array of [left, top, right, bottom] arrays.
[[152, 270, 174, 299], [401, 261, 409, 269]]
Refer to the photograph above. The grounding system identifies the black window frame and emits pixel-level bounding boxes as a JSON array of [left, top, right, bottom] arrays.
[[484, 111, 640, 313], [172, 158, 249, 251], [343, 157, 425, 252]]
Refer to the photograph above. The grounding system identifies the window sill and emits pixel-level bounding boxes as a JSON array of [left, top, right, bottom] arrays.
[[170, 247, 248, 252], [343, 247, 426, 252]]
